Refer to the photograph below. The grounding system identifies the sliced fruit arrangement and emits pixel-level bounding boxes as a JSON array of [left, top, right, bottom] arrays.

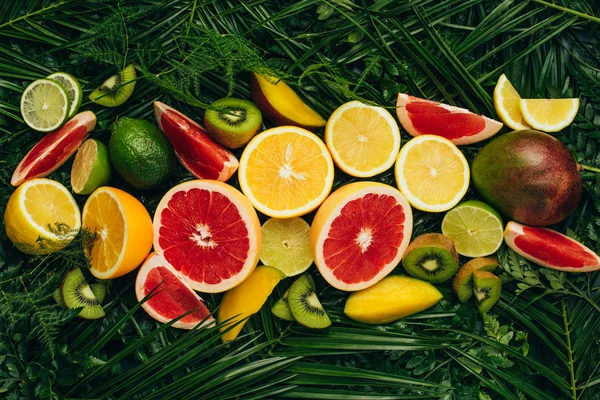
[[109, 117, 176, 190], [396, 93, 502, 145], [260, 217, 313, 277], [20, 78, 71, 132], [287, 274, 331, 329], [271, 289, 295, 321], [218, 265, 285, 341], [441, 200, 504, 258], [61, 268, 105, 320], [11, 111, 97, 186], [90, 64, 136, 107], [520, 98, 579, 133], [153, 180, 262, 293], [71, 138, 111, 195], [401, 233, 459, 283], [4, 178, 81, 255], [250, 72, 326, 131], [325, 101, 400, 177], [504, 221, 600, 272], [344, 275, 442, 324], [239, 126, 334, 218], [395, 135, 469, 212], [136, 252, 214, 330], [310, 181, 413, 291], [473, 270, 501, 313], [204, 97, 262, 149], [472, 130, 582, 226], [154, 101, 239, 181], [82, 186, 153, 279], [47, 72, 83, 118], [453, 257, 498, 302], [493, 74, 531, 130]]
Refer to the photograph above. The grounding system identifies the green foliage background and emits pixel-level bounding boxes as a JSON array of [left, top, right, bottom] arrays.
[[1, 0, 599, 399]]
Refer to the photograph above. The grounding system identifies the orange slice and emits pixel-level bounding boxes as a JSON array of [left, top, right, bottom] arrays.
[[238, 126, 334, 218], [325, 101, 400, 177], [82, 187, 153, 279]]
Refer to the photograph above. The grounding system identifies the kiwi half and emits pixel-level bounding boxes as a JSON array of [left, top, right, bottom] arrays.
[[61, 268, 105, 319], [204, 98, 262, 149], [402, 233, 459, 283], [271, 290, 295, 321], [288, 274, 331, 329], [453, 257, 498, 302], [473, 270, 501, 313], [89, 64, 136, 107]]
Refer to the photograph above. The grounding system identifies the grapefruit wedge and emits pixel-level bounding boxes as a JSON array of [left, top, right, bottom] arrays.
[[154, 101, 238, 182], [136, 252, 214, 330], [310, 181, 413, 291], [153, 180, 262, 293], [396, 93, 502, 145], [504, 221, 600, 272], [11, 111, 96, 186]]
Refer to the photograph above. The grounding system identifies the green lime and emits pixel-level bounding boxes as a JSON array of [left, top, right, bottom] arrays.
[[260, 217, 313, 277], [71, 139, 111, 195], [20, 78, 70, 132], [441, 200, 504, 258], [47, 72, 83, 118], [109, 117, 176, 190]]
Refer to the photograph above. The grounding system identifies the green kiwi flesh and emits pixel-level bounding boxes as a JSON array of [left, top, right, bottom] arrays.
[[53, 288, 65, 307], [204, 98, 262, 149], [453, 257, 498, 302], [472, 270, 501, 313], [89, 64, 136, 107], [91, 283, 107, 304], [61, 268, 105, 319], [402, 233, 459, 283], [271, 290, 295, 321], [288, 274, 331, 329]]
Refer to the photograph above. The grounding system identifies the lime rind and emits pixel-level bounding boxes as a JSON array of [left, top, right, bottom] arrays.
[[47, 72, 82, 118], [71, 139, 111, 195], [20, 78, 70, 132]]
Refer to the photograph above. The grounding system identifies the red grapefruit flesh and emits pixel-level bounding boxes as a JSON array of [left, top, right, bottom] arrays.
[[136, 252, 214, 330], [310, 181, 413, 291], [153, 179, 262, 293], [11, 111, 97, 186], [504, 221, 600, 272], [396, 93, 503, 145], [154, 101, 238, 181]]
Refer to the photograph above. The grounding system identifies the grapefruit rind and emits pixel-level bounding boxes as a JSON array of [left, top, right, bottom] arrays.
[[504, 221, 600, 272], [135, 252, 214, 330], [153, 179, 262, 293], [396, 93, 502, 145], [310, 181, 413, 291]]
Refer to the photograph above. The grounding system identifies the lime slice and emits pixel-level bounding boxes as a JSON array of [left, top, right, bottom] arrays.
[[47, 72, 83, 118], [20, 78, 70, 132], [71, 139, 111, 195], [441, 200, 503, 257], [260, 217, 313, 276]]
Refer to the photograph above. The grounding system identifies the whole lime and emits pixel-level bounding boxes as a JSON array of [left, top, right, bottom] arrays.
[[109, 117, 176, 190]]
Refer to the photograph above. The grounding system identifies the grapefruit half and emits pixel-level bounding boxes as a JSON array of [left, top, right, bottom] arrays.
[[504, 221, 600, 272], [310, 181, 413, 291], [136, 252, 214, 330], [153, 179, 262, 293], [396, 93, 502, 145]]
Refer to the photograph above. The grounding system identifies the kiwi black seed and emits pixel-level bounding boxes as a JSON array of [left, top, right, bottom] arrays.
[[472, 270, 501, 313], [453, 257, 498, 302], [288, 274, 331, 329], [271, 289, 295, 321], [61, 268, 105, 320], [89, 64, 136, 107], [204, 98, 262, 149], [402, 233, 459, 283]]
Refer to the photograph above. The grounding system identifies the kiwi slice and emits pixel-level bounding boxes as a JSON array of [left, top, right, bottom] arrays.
[[473, 271, 501, 313], [204, 98, 262, 149], [89, 64, 136, 107], [54, 282, 107, 307], [53, 288, 65, 307], [288, 274, 331, 329], [271, 290, 295, 321], [453, 257, 498, 302], [61, 268, 105, 319], [402, 233, 459, 283]]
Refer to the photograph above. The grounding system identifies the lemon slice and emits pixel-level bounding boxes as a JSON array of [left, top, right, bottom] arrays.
[[520, 98, 579, 132], [20, 78, 70, 132], [493, 74, 531, 131], [260, 217, 313, 277], [394, 135, 469, 212]]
